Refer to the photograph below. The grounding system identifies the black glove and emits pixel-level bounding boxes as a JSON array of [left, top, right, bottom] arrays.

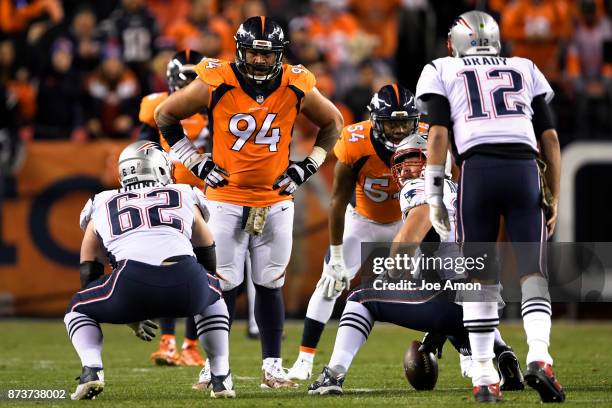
[[127, 320, 159, 341], [194, 156, 229, 188], [272, 157, 318, 195], [418, 332, 447, 359]]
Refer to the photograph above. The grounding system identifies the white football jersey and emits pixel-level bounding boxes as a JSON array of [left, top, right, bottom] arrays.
[[415, 56, 554, 155], [79, 184, 209, 265], [399, 177, 458, 242]]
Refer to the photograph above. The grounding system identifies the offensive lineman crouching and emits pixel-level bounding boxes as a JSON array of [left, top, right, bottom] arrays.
[[64, 141, 234, 400]]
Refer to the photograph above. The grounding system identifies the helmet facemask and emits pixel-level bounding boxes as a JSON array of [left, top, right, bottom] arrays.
[[118, 142, 174, 188], [391, 150, 426, 188], [236, 41, 284, 84], [372, 111, 420, 152]]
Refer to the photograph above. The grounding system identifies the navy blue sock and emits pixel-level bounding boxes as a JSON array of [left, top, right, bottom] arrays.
[[222, 287, 239, 327], [159, 317, 176, 335], [300, 317, 326, 349], [254, 284, 284, 359], [184, 316, 197, 340]]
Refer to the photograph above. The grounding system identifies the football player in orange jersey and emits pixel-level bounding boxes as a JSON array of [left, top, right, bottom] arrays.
[[288, 84, 422, 380], [138, 49, 209, 368], [154, 16, 343, 389]]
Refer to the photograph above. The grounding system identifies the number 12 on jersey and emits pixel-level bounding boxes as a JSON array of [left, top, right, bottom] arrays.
[[458, 68, 525, 120], [229, 113, 281, 152]]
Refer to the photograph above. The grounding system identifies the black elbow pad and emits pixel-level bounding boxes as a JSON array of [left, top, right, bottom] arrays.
[[79, 261, 105, 289], [194, 243, 216, 274]]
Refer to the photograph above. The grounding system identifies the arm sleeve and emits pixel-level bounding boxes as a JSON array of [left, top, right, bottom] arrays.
[[531, 94, 556, 138], [420, 94, 451, 128]]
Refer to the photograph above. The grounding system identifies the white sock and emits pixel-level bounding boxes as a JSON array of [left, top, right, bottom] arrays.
[[263, 357, 282, 370], [297, 350, 314, 363], [521, 275, 553, 365], [463, 301, 499, 386], [328, 301, 373, 374], [305, 285, 337, 323], [64, 312, 103, 368], [522, 300, 553, 365], [196, 299, 230, 376]]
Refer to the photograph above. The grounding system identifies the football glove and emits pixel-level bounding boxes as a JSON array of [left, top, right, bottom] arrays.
[[273, 157, 319, 195], [425, 165, 450, 241], [316, 245, 350, 299], [127, 320, 158, 342], [172, 137, 229, 188]]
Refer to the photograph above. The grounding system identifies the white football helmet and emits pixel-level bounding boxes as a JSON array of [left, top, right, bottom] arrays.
[[448, 11, 501, 57], [118, 141, 173, 187], [390, 133, 428, 187]]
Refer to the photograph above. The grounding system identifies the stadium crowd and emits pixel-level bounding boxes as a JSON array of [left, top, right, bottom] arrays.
[[0, 0, 610, 147]]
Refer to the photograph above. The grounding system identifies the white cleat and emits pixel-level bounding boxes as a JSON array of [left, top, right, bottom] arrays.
[[287, 357, 313, 380], [261, 359, 298, 389], [71, 366, 105, 400], [192, 358, 211, 390], [210, 371, 236, 398]]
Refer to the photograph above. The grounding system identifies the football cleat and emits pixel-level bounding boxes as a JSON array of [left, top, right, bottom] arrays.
[[71, 366, 105, 400], [308, 366, 344, 395], [210, 371, 236, 399], [287, 357, 313, 380], [523, 361, 565, 403], [179, 339, 205, 366], [473, 383, 501, 403], [495, 345, 524, 391], [192, 359, 211, 390], [150, 334, 180, 366], [260, 360, 298, 389]]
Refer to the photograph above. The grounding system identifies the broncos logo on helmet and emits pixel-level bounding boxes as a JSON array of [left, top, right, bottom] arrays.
[[166, 49, 205, 92], [368, 84, 420, 152]]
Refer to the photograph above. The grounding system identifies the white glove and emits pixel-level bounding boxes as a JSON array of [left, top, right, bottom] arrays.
[[127, 320, 158, 342], [316, 245, 350, 299], [428, 195, 451, 241], [172, 137, 229, 188], [425, 165, 451, 241]]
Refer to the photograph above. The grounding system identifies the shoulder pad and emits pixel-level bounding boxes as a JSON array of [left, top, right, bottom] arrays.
[[284, 64, 316, 94], [139, 92, 167, 127], [79, 196, 96, 231], [195, 58, 235, 88]]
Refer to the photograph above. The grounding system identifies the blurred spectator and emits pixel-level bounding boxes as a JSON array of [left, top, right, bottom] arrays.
[[0, 39, 35, 124], [349, 0, 403, 61], [564, 0, 612, 138], [288, 17, 325, 66], [223, 0, 267, 30], [501, 0, 573, 84], [149, 48, 176, 92], [0, 0, 63, 33], [165, 0, 233, 57], [147, 0, 190, 32], [101, 0, 159, 93], [344, 59, 378, 121], [33, 38, 85, 140], [68, 7, 103, 76], [85, 44, 140, 139]]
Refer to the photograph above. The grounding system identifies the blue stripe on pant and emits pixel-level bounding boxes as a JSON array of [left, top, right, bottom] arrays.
[[457, 154, 547, 279], [66, 257, 222, 323]]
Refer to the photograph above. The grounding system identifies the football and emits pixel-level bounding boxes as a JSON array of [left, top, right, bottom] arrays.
[[403, 340, 438, 390]]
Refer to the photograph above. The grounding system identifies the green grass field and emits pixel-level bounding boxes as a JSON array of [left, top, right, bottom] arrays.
[[1, 320, 611, 407]]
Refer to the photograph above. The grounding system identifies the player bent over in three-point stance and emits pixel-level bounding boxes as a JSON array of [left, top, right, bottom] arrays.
[[65, 141, 234, 399], [288, 84, 419, 380], [155, 16, 343, 389], [308, 135, 523, 395], [417, 11, 564, 403]]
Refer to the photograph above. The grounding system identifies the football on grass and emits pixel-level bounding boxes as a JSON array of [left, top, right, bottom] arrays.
[[403, 340, 438, 390]]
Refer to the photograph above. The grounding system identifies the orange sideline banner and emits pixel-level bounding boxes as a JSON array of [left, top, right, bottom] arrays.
[[0, 141, 333, 317]]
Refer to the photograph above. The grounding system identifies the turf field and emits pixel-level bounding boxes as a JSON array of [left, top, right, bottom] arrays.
[[1, 320, 611, 407]]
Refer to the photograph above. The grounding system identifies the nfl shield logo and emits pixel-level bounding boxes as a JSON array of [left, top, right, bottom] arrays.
[[256, 95, 264, 104]]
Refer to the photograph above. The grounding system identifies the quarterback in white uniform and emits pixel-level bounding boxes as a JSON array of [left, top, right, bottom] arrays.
[[416, 10, 563, 403]]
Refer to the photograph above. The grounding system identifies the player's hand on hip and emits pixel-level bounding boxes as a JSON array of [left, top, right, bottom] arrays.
[[127, 320, 159, 342], [273, 157, 319, 195], [427, 196, 451, 241], [194, 154, 229, 188]]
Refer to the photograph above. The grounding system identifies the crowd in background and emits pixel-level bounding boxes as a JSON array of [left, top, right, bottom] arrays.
[[0, 0, 611, 151]]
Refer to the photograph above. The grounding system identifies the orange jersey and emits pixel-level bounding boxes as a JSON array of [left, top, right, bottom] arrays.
[[139, 92, 208, 189], [194, 58, 316, 207], [333, 121, 401, 224]]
